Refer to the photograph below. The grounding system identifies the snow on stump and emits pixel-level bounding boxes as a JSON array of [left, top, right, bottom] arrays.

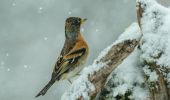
[[137, 0, 170, 100], [99, 0, 170, 100]]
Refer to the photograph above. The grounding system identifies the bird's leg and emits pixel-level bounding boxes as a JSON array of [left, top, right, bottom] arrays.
[[75, 72, 82, 78], [67, 73, 81, 84], [68, 79, 72, 84], [76, 73, 81, 76]]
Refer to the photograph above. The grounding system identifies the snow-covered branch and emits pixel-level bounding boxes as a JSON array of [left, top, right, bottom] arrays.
[[62, 0, 170, 99]]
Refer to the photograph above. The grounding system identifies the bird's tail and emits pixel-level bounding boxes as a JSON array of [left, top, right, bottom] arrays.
[[35, 79, 56, 98]]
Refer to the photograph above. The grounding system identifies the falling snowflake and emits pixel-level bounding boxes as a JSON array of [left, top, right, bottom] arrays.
[[0, 61, 4, 65], [39, 7, 43, 10], [12, 2, 16, 6], [95, 29, 99, 32], [68, 11, 72, 15], [6, 53, 9, 57], [38, 7, 43, 13], [81, 28, 84, 32], [44, 37, 48, 41], [24, 65, 28, 68], [7, 68, 10, 71]]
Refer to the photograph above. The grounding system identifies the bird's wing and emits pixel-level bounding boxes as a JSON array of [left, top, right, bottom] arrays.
[[53, 41, 87, 78]]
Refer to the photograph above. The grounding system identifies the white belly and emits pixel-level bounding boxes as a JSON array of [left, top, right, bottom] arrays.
[[66, 64, 84, 79], [60, 64, 85, 80]]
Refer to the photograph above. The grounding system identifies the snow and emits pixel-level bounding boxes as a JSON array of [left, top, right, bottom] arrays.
[[12, 2, 16, 6], [1, 61, 5, 65], [68, 11, 72, 15], [95, 29, 99, 32], [62, 75, 95, 100], [38, 7, 43, 13], [116, 23, 141, 43], [143, 66, 158, 82], [24, 65, 28, 68], [0, 61, 5, 69], [6, 53, 9, 57], [39, 7, 43, 10], [105, 48, 148, 100], [7, 68, 10, 72], [81, 28, 84, 32], [138, 0, 170, 84], [132, 86, 149, 100], [44, 37, 48, 41]]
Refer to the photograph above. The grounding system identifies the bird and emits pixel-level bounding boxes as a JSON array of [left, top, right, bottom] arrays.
[[35, 17, 89, 97]]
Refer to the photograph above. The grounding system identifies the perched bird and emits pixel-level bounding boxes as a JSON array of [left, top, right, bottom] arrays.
[[35, 17, 89, 97]]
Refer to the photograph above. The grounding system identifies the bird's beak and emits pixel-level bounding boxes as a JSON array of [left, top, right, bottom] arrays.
[[81, 18, 87, 24]]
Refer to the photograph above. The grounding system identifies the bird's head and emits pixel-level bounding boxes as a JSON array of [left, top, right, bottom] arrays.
[[65, 17, 87, 39]]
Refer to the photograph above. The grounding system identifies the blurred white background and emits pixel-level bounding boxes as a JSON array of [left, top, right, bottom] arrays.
[[0, 0, 169, 100]]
